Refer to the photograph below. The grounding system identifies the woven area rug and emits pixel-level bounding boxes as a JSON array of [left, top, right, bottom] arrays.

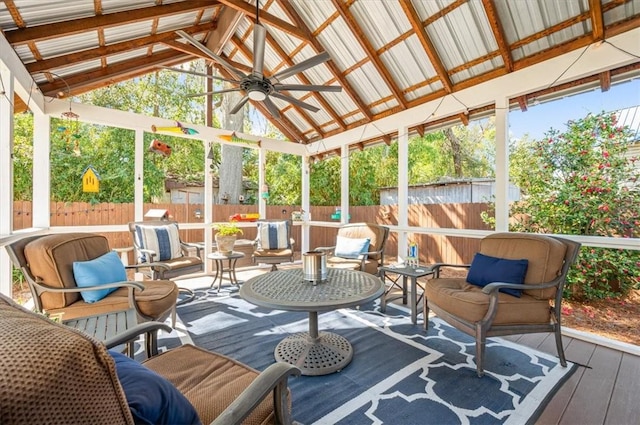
[[154, 289, 576, 425]]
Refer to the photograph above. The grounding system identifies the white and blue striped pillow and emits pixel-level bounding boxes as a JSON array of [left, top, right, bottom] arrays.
[[134, 223, 183, 262], [257, 221, 289, 250]]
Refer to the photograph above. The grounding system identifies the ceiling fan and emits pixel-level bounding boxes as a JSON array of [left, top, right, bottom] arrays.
[[173, 2, 342, 119]]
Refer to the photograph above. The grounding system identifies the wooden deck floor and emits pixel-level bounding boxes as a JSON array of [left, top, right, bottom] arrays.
[[182, 267, 640, 425], [504, 331, 640, 425]]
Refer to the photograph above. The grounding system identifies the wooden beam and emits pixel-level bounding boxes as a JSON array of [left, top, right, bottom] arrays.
[[331, 0, 407, 109], [516, 95, 528, 112], [215, 0, 308, 41], [276, 0, 372, 122], [399, 0, 453, 92], [589, 0, 605, 42], [459, 112, 469, 126], [600, 70, 612, 92], [4, 0, 25, 28], [481, 0, 513, 72], [4, 1, 218, 44], [38, 50, 192, 96], [26, 23, 215, 73]]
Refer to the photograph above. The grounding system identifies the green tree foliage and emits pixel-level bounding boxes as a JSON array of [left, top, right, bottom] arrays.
[[508, 112, 640, 300], [12, 112, 34, 200]]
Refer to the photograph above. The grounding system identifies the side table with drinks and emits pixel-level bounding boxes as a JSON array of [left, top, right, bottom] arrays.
[[379, 240, 434, 324]]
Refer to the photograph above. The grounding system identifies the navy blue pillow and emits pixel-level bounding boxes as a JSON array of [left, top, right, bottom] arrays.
[[466, 253, 529, 297], [109, 350, 202, 425]]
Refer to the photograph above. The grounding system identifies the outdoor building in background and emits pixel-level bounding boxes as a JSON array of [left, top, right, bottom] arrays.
[[379, 178, 520, 206]]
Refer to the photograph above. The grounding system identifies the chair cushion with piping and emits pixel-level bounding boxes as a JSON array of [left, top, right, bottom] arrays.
[[24, 233, 112, 310], [480, 233, 567, 299]]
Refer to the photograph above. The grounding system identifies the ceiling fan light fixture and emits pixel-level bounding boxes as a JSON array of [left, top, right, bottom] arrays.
[[248, 90, 267, 101]]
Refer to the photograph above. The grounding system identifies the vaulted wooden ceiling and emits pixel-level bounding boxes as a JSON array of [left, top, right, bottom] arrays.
[[2, 0, 639, 144]]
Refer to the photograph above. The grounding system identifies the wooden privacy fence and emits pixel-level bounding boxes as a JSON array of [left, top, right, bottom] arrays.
[[12, 201, 491, 265]]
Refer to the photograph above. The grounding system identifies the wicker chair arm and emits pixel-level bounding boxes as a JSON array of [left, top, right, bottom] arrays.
[[211, 362, 301, 425]]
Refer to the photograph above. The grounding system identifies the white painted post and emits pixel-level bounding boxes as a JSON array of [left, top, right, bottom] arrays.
[[301, 155, 310, 253], [134, 129, 144, 221], [203, 141, 213, 273], [0, 65, 14, 296], [494, 97, 510, 232], [398, 125, 409, 263], [258, 146, 266, 219], [340, 145, 349, 224]]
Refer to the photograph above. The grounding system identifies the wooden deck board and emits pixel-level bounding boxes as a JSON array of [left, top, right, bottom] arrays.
[[604, 352, 640, 425]]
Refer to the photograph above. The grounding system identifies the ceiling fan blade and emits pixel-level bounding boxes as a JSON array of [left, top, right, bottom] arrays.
[[186, 88, 243, 98], [273, 84, 342, 93], [159, 66, 239, 84], [252, 23, 267, 78], [262, 96, 281, 119], [230, 95, 250, 115], [176, 30, 245, 80], [271, 92, 320, 113], [271, 51, 331, 83]]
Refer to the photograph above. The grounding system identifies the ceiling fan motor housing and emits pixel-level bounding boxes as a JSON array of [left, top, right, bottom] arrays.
[[241, 76, 272, 101]]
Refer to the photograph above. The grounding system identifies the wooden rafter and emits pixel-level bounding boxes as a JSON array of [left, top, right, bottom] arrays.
[[263, 32, 346, 132], [215, 0, 308, 41], [516, 96, 528, 112], [4, 1, 218, 44], [38, 50, 192, 97], [26, 23, 215, 74], [276, 0, 372, 122], [4, 0, 25, 28], [589, 0, 605, 42], [331, 0, 407, 109], [399, 0, 453, 93], [481, 0, 513, 72], [600, 70, 612, 92]]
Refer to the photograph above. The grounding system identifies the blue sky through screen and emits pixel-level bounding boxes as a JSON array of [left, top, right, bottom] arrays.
[[508, 78, 640, 141]]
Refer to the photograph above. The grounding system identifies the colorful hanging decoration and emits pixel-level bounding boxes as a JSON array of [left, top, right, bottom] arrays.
[[57, 110, 81, 156], [81, 165, 101, 193], [149, 139, 172, 157], [218, 132, 261, 147], [151, 121, 199, 135]]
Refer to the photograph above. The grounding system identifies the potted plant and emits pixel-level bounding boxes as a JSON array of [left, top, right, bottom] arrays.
[[212, 222, 243, 255]]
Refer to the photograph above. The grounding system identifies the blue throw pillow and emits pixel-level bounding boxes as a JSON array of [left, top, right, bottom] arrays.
[[109, 350, 201, 425], [73, 251, 127, 303], [334, 236, 371, 259], [466, 253, 529, 297]]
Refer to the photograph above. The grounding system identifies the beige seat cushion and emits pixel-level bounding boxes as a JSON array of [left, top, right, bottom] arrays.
[[144, 344, 277, 425], [480, 233, 567, 299], [44, 280, 179, 321], [0, 293, 133, 425], [425, 278, 551, 325], [253, 248, 293, 258], [152, 255, 203, 271]]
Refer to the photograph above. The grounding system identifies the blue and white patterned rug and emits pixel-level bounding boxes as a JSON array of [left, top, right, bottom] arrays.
[[153, 288, 576, 425]]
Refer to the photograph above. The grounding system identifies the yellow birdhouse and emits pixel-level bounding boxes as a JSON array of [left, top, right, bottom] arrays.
[[82, 165, 101, 193]]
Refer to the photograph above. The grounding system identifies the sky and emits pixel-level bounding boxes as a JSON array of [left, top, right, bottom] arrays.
[[508, 78, 640, 141]]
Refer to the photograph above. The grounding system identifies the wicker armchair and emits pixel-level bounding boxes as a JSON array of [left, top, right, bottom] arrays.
[[0, 292, 300, 425]]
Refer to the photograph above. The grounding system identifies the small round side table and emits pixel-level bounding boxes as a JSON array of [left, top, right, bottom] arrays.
[[207, 251, 245, 292]]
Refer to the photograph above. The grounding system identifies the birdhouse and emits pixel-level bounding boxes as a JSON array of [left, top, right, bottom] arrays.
[[82, 165, 101, 193]]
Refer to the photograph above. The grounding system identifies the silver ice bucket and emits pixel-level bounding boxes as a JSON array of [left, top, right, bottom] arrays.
[[303, 251, 327, 284]]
